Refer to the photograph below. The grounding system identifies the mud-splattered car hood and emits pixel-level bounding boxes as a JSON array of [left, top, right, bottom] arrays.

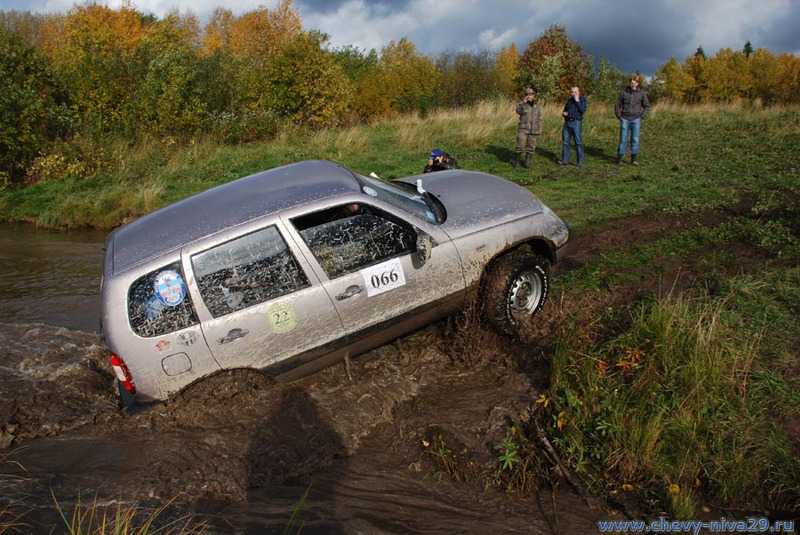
[[396, 170, 543, 239]]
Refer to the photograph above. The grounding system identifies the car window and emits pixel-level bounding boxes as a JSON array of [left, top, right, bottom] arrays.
[[191, 226, 309, 318], [128, 262, 199, 338], [357, 174, 441, 224], [293, 204, 416, 279]]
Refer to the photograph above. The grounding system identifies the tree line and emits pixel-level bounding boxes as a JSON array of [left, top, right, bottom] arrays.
[[2, 1, 799, 183]]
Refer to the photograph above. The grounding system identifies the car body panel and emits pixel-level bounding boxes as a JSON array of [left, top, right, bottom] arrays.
[[280, 195, 466, 337], [101, 250, 222, 402], [395, 169, 543, 239], [180, 218, 345, 372]]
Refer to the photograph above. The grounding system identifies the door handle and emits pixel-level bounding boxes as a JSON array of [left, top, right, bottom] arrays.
[[218, 328, 249, 345], [336, 285, 362, 301]]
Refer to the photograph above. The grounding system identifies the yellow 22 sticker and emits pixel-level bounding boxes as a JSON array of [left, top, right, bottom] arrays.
[[267, 303, 297, 334]]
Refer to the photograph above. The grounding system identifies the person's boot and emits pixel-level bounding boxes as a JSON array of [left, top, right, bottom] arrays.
[[631, 153, 639, 166], [616, 154, 624, 165], [513, 153, 520, 168], [523, 153, 532, 168]]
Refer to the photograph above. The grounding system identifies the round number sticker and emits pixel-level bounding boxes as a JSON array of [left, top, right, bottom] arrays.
[[267, 302, 297, 334], [153, 270, 187, 307]]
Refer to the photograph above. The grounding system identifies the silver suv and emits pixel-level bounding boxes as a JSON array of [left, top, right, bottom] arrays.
[[102, 160, 569, 403]]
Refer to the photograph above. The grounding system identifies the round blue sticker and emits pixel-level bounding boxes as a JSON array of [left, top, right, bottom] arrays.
[[153, 270, 187, 307]]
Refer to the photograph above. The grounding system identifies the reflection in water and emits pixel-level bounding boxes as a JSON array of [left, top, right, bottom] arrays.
[[0, 223, 106, 331]]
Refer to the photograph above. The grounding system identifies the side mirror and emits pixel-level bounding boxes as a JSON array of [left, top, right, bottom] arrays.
[[416, 232, 433, 264]]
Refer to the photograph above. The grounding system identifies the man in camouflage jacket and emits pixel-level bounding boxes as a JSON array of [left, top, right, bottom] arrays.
[[514, 87, 543, 168]]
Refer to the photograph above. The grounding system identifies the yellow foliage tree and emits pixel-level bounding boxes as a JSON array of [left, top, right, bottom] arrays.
[[776, 53, 800, 103], [201, 8, 233, 56], [47, 4, 144, 131], [704, 48, 752, 101], [227, 0, 301, 62], [654, 57, 694, 102], [494, 43, 519, 99], [749, 48, 780, 103], [380, 38, 440, 113], [266, 34, 353, 128], [140, 11, 200, 53], [683, 54, 709, 102]]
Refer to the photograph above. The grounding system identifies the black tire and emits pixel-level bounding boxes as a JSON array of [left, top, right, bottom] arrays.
[[482, 251, 550, 337]]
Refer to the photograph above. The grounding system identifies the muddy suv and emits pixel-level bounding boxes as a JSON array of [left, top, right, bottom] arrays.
[[102, 160, 569, 403]]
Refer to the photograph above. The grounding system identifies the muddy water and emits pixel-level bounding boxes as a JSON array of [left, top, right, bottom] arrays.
[[0, 224, 106, 331], [0, 223, 604, 533]]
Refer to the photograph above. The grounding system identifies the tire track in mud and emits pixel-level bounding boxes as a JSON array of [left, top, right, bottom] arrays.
[[0, 207, 751, 532]]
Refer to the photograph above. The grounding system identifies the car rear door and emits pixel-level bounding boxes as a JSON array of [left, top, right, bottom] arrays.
[[284, 201, 465, 337], [182, 220, 344, 371]]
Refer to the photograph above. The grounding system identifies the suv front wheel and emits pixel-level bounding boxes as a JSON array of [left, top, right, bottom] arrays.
[[482, 251, 550, 337]]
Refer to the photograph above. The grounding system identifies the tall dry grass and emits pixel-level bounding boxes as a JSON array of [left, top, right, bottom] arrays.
[[53, 494, 206, 535]]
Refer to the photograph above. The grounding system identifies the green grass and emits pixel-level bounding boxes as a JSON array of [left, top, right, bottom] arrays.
[[2, 100, 798, 230], [545, 269, 800, 517]]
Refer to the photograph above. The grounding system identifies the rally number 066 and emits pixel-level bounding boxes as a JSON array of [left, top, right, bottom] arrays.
[[371, 269, 399, 289]]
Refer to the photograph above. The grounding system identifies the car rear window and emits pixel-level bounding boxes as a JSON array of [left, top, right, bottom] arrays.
[[191, 225, 309, 318], [128, 262, 199, 338]]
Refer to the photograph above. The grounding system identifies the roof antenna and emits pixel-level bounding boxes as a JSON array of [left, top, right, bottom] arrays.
[[416, 179, 426, 195]]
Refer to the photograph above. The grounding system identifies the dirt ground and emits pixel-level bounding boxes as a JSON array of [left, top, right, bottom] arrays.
[[0, 208, 772, 533]]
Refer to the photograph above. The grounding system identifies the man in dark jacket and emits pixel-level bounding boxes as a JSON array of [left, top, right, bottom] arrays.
[[514, 87, 543, 168], [558, 86, 588, 166], [615, 75, 650, 165]]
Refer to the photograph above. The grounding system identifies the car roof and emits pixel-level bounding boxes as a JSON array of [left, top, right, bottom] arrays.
[[110, 160, 361, 275]]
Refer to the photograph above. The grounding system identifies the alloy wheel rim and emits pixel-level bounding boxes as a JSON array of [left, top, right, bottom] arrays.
[[508, 270, 543, 321]]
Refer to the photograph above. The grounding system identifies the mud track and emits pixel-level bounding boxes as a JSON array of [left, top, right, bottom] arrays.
[[0, 207, 764, 533]]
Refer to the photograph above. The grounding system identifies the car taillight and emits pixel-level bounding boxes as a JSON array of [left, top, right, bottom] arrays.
[[109, 353, 136, 394]]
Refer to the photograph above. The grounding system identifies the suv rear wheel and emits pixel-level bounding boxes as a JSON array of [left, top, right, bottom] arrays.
[[482, 251, 550, 337]]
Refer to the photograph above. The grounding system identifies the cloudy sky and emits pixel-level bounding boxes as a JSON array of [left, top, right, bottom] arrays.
[[2, 0, 799, 73]]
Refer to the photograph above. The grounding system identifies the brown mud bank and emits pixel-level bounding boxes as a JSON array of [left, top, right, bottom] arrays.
[[1, 321, 606, 533]]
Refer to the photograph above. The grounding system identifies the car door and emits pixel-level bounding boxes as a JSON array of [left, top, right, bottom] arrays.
[[182, 220, 344, 371], [285, 202, 465, 336]]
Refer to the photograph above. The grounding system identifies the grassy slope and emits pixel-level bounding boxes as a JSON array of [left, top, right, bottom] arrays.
[[1, 100, 798, 232]]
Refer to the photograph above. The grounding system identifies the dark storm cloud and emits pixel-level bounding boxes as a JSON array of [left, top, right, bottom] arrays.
[[3, 0, 798, 71], [297, 0, 800, 75]]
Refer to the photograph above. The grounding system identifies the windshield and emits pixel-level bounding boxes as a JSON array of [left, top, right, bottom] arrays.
[[356, 174, 443, 224]]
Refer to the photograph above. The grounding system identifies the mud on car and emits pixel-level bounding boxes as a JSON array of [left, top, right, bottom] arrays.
[[102, 160, 569, 403]]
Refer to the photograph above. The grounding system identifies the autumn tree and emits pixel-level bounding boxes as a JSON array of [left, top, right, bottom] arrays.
[[519, 26, 592, 101], [0, 26, 71, 181], [745, 48, 778, 103], [705, 48, 752, 101], [436, 50, 499, 108], [333, 45, 378, 82], [223, 1, 303, 112], [494, 43, 519, 99], [355, 38, 439, 119], [44, 4, 144, 133], [201, 8, 233, 56], [593, 57, 626, 101], [776, 53, 800, 103], [653, 57, 695, 101], [266, 33, 353, 128]]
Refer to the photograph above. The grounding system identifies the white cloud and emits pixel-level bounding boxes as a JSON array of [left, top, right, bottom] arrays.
[[478, 27, 518, 50]]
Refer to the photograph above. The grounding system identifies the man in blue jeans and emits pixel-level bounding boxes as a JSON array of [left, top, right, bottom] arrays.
[[615, 75, 650, 165], [559, 86, 587, 166]]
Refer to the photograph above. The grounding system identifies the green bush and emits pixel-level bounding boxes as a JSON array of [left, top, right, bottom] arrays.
[[0, 26, 72, 181]]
